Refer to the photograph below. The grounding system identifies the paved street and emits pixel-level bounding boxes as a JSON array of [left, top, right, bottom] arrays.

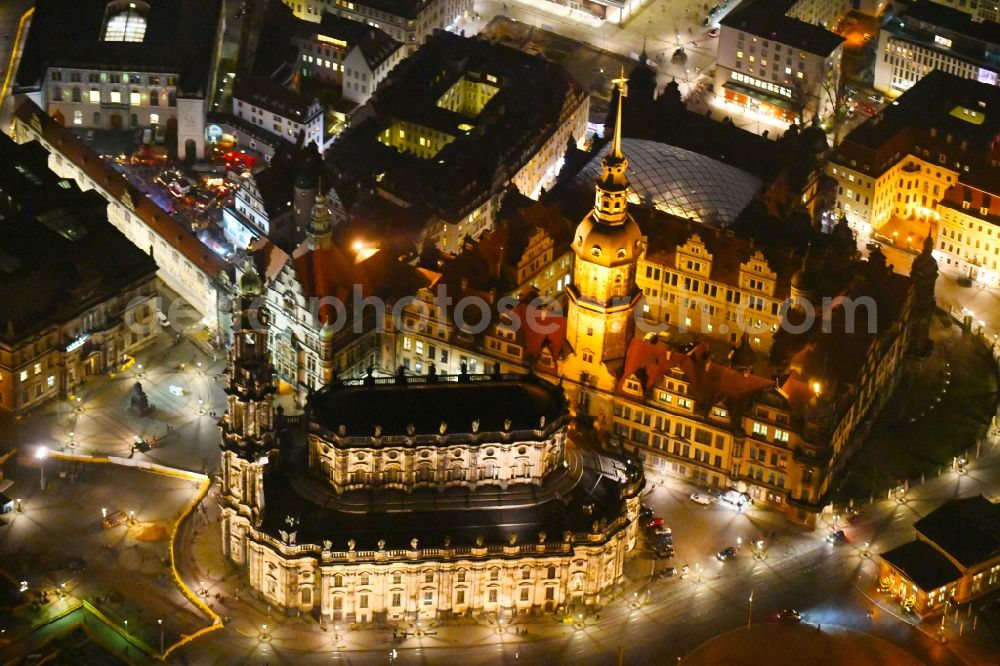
[[0, 290, 997, 664]]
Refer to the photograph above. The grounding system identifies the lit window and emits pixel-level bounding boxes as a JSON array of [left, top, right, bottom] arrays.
[[403, 336, 412, 350], [110, 90, 121, 104], [398, 129, 406, 139], [89, 89, 101, 103], [19, 371, 28, 381], [752, 422, 768, 436], [103, 1, 149, 42], [34, 363, 41, 375], [47, 376, 55, 388], [130, 90, 140, 105], [73, 110, 83, 125], [796, 71, 804, 79], [150, 112, 159, 124]]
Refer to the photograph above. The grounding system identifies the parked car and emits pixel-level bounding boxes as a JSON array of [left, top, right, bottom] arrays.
[[639, 504, 655, 519], [653, 544, 674, 558], [826, 529, 847, 544], [690, 492, 713, 505], [865, 240, 882, 252], [717, 546, 737, 561], [957, 276, 973, 287], [658, 567, 677, 578], [870, 93, 884, 104], [653, 526, 672, 536], [777, 609, 802, 622], [644, 517, 665, 529]]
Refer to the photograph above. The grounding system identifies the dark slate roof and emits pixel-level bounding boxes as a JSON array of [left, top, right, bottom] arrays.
[[308, 373, 568, 438], [880, 540, 963, 591], [328, 31, 585, 222], [914, 494, 1000, 567], [258, 435, 640, 550], [233, 77, 319, 119], [14, 100, 227, 280], [0, 133, 158, 344], [892, 1, 1000, 49], [15, 0, 222, 96], [309, 13, 401, 69], [720, 0, 844, 56], [833, 71, 1000, 189]]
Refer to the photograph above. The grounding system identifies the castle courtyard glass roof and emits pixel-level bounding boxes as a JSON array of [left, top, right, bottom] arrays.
[[577, 138, 763, 227]]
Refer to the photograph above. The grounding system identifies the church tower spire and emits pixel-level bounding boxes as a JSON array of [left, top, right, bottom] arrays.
[[307, 189, 332, 249], [563, 74, 643, 414], [222, 258, 278, 451], [219, 258, 278, 540]]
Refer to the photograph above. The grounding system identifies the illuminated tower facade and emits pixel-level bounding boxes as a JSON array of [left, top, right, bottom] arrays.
[[564, 72, 642, 418], [219, 259, 279, 565]]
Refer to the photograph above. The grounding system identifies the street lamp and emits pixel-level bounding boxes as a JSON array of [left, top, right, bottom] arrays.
[[129, 510, 135, 525], [261, 623, 268, 639], [15, 498, 22, 513], [136, 364, 144, 378], [36, 446, 48, 490], [747, 589, 755, 629], [101, 507, 107, 519], [69, 431, 75, 449], [158, 619, 164, 654]]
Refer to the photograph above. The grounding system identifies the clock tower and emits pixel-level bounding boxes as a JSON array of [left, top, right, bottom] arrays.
[[563, 71, 642, 417]]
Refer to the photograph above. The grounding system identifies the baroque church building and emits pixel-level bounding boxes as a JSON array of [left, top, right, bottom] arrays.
[[219, 256, 643, 621]]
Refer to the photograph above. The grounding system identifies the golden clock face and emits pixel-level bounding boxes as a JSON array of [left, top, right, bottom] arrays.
[[610, 320, 621, 333]]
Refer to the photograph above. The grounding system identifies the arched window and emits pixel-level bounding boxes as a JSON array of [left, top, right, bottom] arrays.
[[301, 587, 312, 604], [150, 90, 159, 107], [168, 92, 176, 107], [102, 0, 149, 42], [72, 87, 81, 103], [52, 86, 62, 101], [93, 112, 101, 125]]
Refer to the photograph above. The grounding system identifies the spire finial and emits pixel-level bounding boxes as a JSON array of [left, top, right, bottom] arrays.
[[610, 67, 628, 160]]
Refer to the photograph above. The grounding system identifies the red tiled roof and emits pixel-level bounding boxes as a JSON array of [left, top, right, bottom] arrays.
[[14, 99, 227, 280], [940, 182, 1000, 223], [620, 337, 773, 408], [513, 302, 567, 360]]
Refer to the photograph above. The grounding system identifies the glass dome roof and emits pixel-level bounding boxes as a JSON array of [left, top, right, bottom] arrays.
[[577, 138, 763, 228]]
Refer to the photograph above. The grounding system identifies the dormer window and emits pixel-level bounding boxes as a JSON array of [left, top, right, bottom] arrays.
[[103, 1, 149, 43]]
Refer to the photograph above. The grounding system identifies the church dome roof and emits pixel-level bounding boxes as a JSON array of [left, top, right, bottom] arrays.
[[572, 212, 643, 268]]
